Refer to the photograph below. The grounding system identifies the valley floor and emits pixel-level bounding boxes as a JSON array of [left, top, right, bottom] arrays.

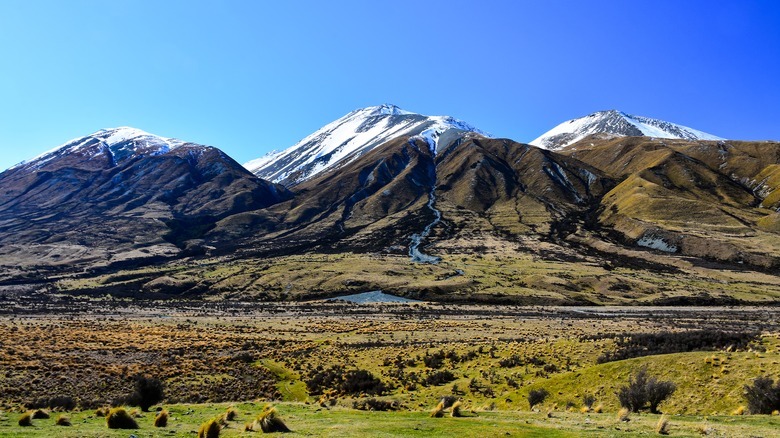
[[0, 300, 778, 436]]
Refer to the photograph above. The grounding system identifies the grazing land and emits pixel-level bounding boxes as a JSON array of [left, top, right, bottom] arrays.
[[0, 299, 779, 436]]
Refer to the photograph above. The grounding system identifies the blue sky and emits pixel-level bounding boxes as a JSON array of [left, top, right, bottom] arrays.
[[1, 0, 779, 170]]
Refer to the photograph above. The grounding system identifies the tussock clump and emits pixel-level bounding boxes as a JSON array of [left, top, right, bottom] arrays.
[[106, 407, 139, 429], [56, 414, 72, 426], [95, 407, 108, 417], [31, 409, 50, 419], [197, 417, 221, 438], [617, 407, 630, 422], [451, 400, 463, 417], [224, 406, 238, 421], [18, 411, 33, 427], [593, 404, 603, 413], [732, 405, 745, 415], [154, 409, 169, 427], [254, 405, 291, 433], [656, 415, 670, 435], [431, 401, 445, 418]]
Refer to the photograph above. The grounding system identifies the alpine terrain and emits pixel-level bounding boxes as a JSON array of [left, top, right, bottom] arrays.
[[530, 109, 723, 150], [244, 104, 489, 186], [1, 107, 780, 305]]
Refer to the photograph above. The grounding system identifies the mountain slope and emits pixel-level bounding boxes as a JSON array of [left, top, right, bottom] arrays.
[[530, 110, 722, 150], [244, 104, 488, 186], [0, 127, 291, 269]]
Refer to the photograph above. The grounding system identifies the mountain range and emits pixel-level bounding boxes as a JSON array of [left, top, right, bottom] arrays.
[[2, 106, 779, 305]]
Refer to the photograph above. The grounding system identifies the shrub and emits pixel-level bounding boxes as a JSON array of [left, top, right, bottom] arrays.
[[353, 398, 399, 411], [656, 415, 670, 435], [341, 369, 386, 396], [56, 414, 72, 426], [197, 417, 221, 438], [528, 388, 549, 409], [423, 350, 445, 369], [583, 394, 596, 409], [130, 375, 165, 412], [18, 412, 32, 427], [424, 370, 456, 386], [106, 407, 139, 429], [744, 376, 780, 414], [617, 366, 676, 413], [499, 354, 524, 368], [31, 409, 50, 419], [255, 405, 290, 433], [596, 330, 759, 363], [154, 409, 169, 427]]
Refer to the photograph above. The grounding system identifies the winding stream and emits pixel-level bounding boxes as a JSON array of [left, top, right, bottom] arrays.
[[409, 185, 442, 264]]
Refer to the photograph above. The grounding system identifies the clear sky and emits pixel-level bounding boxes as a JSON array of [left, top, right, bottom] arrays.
[[1, 0, 779, 170]]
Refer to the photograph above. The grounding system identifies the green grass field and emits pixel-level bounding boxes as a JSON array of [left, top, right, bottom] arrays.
[[2, 402, 780, 437]]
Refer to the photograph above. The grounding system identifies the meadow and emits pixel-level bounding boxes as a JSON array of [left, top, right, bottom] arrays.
[[0, 299, 778, 437]]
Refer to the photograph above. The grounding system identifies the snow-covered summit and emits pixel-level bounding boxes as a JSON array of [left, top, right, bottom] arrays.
[[530, 110, 723, 150], [244, 105, 488, 186], [11, 127, 188, 171]]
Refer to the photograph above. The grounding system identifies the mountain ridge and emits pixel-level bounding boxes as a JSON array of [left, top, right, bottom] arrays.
[[530, 110, 722, 150], [243, 104, 490, 187]]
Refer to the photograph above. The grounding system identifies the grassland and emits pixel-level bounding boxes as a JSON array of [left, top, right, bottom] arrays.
[[53, 244, 780, 305], [0, 301, 778, 436]]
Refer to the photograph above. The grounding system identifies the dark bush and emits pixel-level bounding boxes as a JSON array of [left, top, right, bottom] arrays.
[[306, 366, 387, 396], [617, 366, 676, 413], [424, 370, 456, 386], [352, 398, 399, 411], [129, 375, 164, 412], [423, 350, 445, 369], [528, 388, 549, 409], [499, 354, 524, 368], [744, 376, 780, 414], [305, 365, 344, 396], [341, 369, 387, 396], [583, 394, 596, 409], [596, 330, 759, 363]]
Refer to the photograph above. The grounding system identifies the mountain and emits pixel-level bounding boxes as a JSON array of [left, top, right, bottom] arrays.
[[2, 112, 780, 306], [530, 110, 723, 150], [0, 127, 290, 271], [244, 104, 489, 186], [211, 130, 613, 262]]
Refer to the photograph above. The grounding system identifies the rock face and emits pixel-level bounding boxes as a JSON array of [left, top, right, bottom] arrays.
[[530, 110, 722, 150], [0, 127, 290, 269]]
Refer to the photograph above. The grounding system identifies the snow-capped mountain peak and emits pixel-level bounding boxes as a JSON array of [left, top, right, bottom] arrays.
[[530, 110, 723, 150], [11, 127, 188, 171], [244, 105, 488, 186]]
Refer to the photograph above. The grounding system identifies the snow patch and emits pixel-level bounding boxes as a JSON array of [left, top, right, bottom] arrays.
[[636, 235, 678, 253]]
